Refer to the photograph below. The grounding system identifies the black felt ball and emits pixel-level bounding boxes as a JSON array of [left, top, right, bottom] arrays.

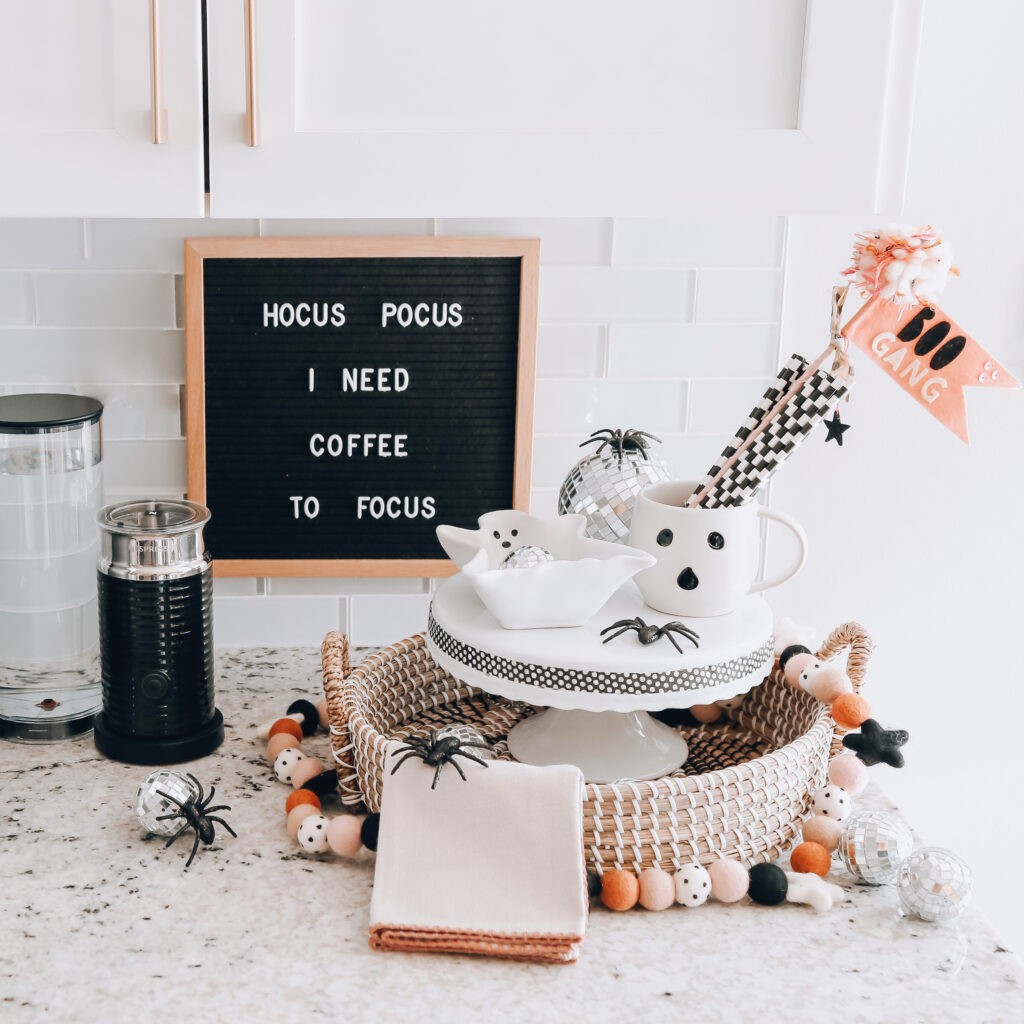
[[747, 863, 788, 906], [652, 707, 698, 728], [300, 768, 339, 799], [586, 871, 602, 899], [361, 813, 381, 852], [286, 698, 321, 736], [778, 644, 812, 670]]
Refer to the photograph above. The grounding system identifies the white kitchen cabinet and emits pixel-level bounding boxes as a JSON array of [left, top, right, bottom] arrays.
[[0, 0, 204, 217], [206, 0, 924, 218]]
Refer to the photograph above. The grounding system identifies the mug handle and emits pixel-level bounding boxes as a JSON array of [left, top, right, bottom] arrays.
[[749, 508, 808, 593]]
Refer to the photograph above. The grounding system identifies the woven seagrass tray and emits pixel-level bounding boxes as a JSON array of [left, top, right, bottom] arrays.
[[322, 623, 873, 874]]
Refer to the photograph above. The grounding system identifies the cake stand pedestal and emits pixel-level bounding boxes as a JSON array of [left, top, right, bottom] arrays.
[[427, 574, 774, 783]]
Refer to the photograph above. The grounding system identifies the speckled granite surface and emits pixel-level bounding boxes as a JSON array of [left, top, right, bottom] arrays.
[[2, 646, 1022, 1023]]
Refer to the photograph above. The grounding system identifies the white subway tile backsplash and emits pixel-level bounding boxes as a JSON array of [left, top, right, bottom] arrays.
[[267, 577, 428, 596], [534, 379, 689, 434], [260, 219, 434, 237], [614, 217, 783, 268], [213, 578, 260, 597], [214, 596, 345, 647], [531, 487, 558, 516], [103, 440, 187, 492], [437, 219, 612, 265], [0, 329, 184, 383], [0, 272, 32, 324], [35, 271, 176, 327], [695, 268, 782, 323], [531, 435, 590, 489], [86, 384, 182, 439], [0, 220, 83, 268], [540, 268, 694, 322], [536, 325, 606, 378], [88, 219, 259, 271], [350, 594, 433, 646], [607, 323, 779, 378], [688, 378, 772, 433]]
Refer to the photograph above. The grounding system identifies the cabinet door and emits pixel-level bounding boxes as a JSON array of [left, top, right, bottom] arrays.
[[207, 0, 923, 218], [0, 0, 204, 216]]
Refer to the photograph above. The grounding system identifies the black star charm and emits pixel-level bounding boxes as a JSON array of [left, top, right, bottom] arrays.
[[843, 718, 909, 768], [824, 409, 851, 446]]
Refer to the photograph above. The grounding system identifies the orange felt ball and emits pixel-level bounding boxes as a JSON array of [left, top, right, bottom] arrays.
[[691, 703, 723, 724], [831, 693, 872, 730], [285, 789, 321, 814], [790, 841, 832, 877], [266, 732, 301, 761], [268, 718, 304, 742], [601, 869, 640, 912]]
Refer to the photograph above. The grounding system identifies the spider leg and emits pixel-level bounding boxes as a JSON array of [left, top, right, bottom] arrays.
[[600, 618, 640, 635], [154, 811, 184, 822], [431, 764, 443, 790], [662, 629, 684, 654], [390, 750, 423, 775], [664, 622, 701, 647], [155, 788, 186, 810], [207, 816, 237, 839], [202, 784, 216, 809], [601, 626, 638, 644], [390, 744, 417, 758], [186, 774, 205, 806], [164, 822, 192, 849], [449, 759, 468, 782], [184, 830, 202, 869], [202, 804, 232, 814], [454, 750, 489, 768]]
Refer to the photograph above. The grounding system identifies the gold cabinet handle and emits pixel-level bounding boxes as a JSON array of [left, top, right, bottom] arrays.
[[244, 0, 261, 146], [149, 0, 168, 144]]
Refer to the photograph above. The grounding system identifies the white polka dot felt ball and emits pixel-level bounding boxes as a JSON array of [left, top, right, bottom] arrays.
[[674, 863, 712, 907], [297, 814, 331, 854], [811, 785, 851, 822], [274, 747, 307, 784]]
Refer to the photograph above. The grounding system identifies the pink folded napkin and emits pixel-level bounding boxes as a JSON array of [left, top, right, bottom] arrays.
[[369, 747, 587, 964]]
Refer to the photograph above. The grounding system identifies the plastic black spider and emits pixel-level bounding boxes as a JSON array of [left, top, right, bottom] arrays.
[[580, 427, 661, 467], [600, 616, 700, 653], [155, 773, 237, 869], [390, 729, 491, 790]]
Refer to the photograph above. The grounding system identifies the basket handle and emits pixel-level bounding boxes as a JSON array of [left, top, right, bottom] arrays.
[[321, 630, 364, 810], [813, 621, 874, 755]]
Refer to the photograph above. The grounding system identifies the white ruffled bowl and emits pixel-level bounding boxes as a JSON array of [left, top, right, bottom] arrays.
[[436, 511, 655, 629]]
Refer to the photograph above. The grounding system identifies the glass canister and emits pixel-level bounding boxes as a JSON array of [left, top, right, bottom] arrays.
[[93, 499, 223, 764], [0, 393, 104, 741]]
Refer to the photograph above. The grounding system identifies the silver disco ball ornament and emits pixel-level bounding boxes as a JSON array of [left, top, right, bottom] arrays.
[[838, 810, 914, 885], [558, 428, 671, 543], [135, 770, 200, 836], [436, 723, 496, 761], [898, 847, 973, 922], [501, 544, 555, 570]]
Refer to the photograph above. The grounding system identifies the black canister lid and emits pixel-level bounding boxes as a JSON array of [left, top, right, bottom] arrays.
[[0, 393, 103, 433]]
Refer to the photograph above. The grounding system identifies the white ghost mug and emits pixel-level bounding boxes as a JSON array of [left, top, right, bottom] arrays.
[[628, 480, 807, 617]]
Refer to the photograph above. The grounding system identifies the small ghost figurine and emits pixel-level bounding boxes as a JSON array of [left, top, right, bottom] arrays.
[[785, 871, 845, 913]]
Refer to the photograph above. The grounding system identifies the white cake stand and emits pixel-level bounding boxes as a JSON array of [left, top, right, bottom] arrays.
[[427, 574, 774, 784]]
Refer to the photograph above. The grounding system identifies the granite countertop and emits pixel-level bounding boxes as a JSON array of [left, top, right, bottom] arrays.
[[2, 647, 1022, 1024]]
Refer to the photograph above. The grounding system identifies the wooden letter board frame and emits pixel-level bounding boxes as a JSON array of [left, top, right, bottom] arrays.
[[184, 237, 539, 578]]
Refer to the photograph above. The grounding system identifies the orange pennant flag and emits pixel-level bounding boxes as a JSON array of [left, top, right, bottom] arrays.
[[841, 295, 1020, 443]]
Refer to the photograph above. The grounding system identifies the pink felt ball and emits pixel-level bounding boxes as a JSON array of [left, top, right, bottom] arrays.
[[807, 666, 853, 703], [266, 732, 300, 762], [708, 859, 749, 903], [828, 752, 870, 795], [783, 653, 815, 688], [290, 756, 325, 790], [317, 699, 330, 730], [637, 867, 676, 911], [691, 703, 723, 725], [326, 815, 365, 857], [802, 814, 842, 853], [286, 804, 319, 840]]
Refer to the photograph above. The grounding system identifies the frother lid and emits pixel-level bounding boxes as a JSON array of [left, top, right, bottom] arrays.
[[0, 393, 103, 434], [100, 499, 210, 536]]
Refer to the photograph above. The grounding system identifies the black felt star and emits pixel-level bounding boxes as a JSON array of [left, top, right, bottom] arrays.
[[824, 409, 851, 446], [843, 718, 909, 768]]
